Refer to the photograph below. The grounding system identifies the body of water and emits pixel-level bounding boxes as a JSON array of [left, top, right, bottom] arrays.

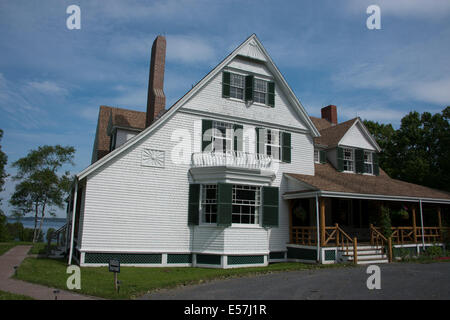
[[7, 218, 66, 240]]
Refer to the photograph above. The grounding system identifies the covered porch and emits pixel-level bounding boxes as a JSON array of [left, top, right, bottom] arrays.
[[283, 192, 449, 264]]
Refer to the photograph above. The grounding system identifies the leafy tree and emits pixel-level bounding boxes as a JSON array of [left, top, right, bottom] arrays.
[[364, 107, 450, 192], [0, 129, 8, 211], [9, 145, 75, 242]]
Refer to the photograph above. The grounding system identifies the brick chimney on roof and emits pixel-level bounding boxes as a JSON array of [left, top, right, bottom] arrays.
[[321, 105, 338, 125], [146, 35, 166, 127]]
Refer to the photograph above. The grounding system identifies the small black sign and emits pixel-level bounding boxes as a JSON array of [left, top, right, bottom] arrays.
[[109, 259, 120, 273]]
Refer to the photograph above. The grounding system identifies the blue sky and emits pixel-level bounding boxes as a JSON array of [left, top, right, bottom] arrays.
[[1, 0, 449, 217]]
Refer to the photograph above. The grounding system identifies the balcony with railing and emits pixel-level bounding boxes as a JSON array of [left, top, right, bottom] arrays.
[[190, 151, 276, 184], [192, 151, 274, 170]]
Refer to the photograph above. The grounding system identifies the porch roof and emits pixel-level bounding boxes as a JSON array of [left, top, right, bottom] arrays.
[[284, 163, 450, 204]]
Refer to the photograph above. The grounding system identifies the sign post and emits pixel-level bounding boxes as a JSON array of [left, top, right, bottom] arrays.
[[108, 259, 120, 292]]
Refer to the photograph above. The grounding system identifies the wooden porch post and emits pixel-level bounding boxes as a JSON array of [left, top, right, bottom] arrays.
[[412, 206, 418, 243], [289, 200, 293, 244], [438, 206, 443, 242], [320, 198, 326, 246]]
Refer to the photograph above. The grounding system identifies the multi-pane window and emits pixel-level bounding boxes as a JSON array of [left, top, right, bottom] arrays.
[[314, 149, 320, 163], [343, 148, 354, 172], [265, 129, 281, 160], [232, 185, 261, 224], [364, 151, 373, 174], [201, 184, 217, 224], [230, 73, 244, 100], [253, 78, 267, 104], [212, 121, 233, 153]]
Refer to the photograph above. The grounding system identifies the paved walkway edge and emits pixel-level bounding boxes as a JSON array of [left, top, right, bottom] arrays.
[[0, 245, 99, 300]]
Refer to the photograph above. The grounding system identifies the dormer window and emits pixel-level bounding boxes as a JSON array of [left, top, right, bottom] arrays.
[[314, 149, 320, 163], [343, 148, 354, 172], [364, 151, 373, 174]]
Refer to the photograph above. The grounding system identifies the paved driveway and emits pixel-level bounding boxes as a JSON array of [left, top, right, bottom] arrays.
[[141, 262, 450, 300]]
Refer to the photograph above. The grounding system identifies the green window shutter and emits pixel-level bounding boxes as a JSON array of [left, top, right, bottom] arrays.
[[217, 183, 232, 227], [245, 75, 254, 102], [268, 82, 275, 107], [202, 119, 213, 152], [281, 132, 291, 163], [233, 124, 243, 152], [337, 147, 344, 172], [319, 150, 327, 164], [373, 152, 380, 176], [222, 72, 230, 98], [188, 184, 200, 225], [262, 186, 279, 227], [256, 127, 265, 154], [355, 148, 364, 174]]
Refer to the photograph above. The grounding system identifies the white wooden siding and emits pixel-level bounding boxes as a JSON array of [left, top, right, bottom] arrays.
[[79, 53, 316, 257], [340, 123, 376, 151]]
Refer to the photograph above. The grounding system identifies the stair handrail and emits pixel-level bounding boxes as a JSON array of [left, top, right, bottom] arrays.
[[370, 224, 393, 262], [334, 224, 356, 262]]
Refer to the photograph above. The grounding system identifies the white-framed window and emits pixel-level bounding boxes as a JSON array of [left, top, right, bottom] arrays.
[[212, 121, 233, 153], [232, 185, 261, 224], [343, 148, 354, 172], [201, 184, 217, 224], [253, 78, 267, 104], [265, 129, 281, 160], [314, 149, 320, 163], [230, 73, 245, 100], [364, 151, 373, 174]]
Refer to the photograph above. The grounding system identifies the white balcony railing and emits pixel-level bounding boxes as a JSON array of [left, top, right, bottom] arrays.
[[191, 151, 273, 170]]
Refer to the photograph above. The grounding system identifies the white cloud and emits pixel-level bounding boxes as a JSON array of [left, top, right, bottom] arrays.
[[26, 80, 68, 96]]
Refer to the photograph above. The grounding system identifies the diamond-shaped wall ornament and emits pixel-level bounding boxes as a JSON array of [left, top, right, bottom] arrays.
[[141, 149, 165, 167]]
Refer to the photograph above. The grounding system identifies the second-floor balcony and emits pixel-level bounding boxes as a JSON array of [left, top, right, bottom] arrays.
[[191, 151, 274, 171]]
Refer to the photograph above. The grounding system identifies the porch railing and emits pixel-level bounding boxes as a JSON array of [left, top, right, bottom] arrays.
[[191, 151, 273, 170], [372, 226, 449, 245], [291, 224, 357, 263]]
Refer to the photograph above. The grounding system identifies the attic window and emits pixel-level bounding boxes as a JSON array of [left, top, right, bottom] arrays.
[[229, 73, 245, 100], [253, 79, 267, 104], [343, 148, 354, 172], [364, 151, 373, 174]]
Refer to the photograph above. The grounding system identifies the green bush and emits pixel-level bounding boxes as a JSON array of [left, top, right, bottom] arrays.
[[46, 228, 56, 243], [397, 248, 412, 261], [424, 246, 443, 258], [379, 206, 392, 238], [0, 212, 10, 241]]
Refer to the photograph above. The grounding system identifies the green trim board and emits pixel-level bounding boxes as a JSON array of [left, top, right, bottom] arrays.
[[196, 254, 222, 265], [269, 252, 286, 260], [227, 255, 264, 265], [167, 254, 192, 264], [324, 249, 336, 261], [287, 247, 316, 260], [84, 252, 162, 264]]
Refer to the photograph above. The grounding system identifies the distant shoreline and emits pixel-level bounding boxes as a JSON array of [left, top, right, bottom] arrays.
[[6, 216, 66, 223]]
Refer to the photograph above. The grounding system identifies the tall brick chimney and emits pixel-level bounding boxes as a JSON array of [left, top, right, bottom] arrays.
[[146, 35, 166, 127], [321, 105, 338, 125]]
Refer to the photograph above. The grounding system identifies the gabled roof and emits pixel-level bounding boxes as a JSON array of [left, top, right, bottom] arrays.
[[91, 106, 145, 163], [285, 163, 450, 203], [313, 117, 381, 152], [314, 118, 358, 148], [79, 34, 320, 179]]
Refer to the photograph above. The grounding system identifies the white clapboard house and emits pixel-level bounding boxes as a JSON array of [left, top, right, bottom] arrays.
[[66, 34, 450, 268]]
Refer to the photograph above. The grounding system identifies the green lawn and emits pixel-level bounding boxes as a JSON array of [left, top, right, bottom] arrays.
[[0, 241, 57, 256], [0, 290, 34, 300], [15, 257, 352, 299]]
